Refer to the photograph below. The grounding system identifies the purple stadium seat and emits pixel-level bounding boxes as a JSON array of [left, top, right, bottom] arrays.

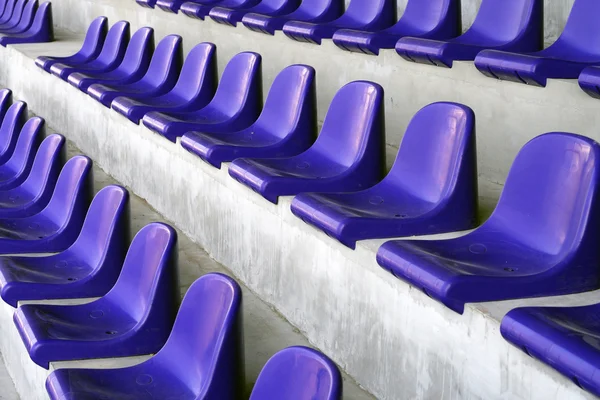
[[0, 1, 53, 46], [0, 89, 12, 122], [333, 0, 460, 55], [181, 0, 258, 20], [0, 0, 35, 34], [0, 134, 64, 218], [136, 0, 158, 9], [86, 34, 183, 108], [476, 0, 600, 87], [0, 0, 10, 22], [242, 0, 343, 35], [0, 0, 15, 26], [0, 155, 91, 255], [282, 0, 395, 45], [0, 184, 129, 307], [578, 67, 600, 99], [155, 0, 194, 13], [209, 0, 300, 27], [67, 26, 154, 93], [396, 0, 543, 68], [228, 80, 385, 204], [377, 132, 600, 314], [112, 42, 216, 124], [36, 16, 107, 73], [0, 0, 25, 31], [142, 51, 262, 143], [250, 346, 342, 400], [49, 20, 129, 80], [181, 64, 316, 168], [14, 222, 179, 369], [45, 272, 243, 399], [0, 102, 27, 166], [291, 102, 478, 249], [0, 117, 44, 191], [501, 304, 600, 397]]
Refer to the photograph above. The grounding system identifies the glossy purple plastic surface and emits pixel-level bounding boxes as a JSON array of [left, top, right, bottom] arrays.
[[283, 0, 395, 44], [396, 0, 543, 68], [156, 0, 195, 13], [45, 272, 243, 399], [228, 80, 385, 204], [0, 134, 64, 219], [242, 0, 343, 35], [377, 132, 600, 314], [292, 102, 478, 249], [476, 0, 600, 87], [0, 0, 16, 26], [0, 117, 45, 191], [86, 34, 183, 108], [250, 346, 342, 400], [112, 42, 216, 124], [49, 20, 129, 80], [142, 51, 262, 143], [578, 66, 600, 99], [209, 0, 300, 27], [501, 304, 600, 397], [67, 26, 155, 93], [181, 0, 258, 20], [35, 16, 107, 73], [0, 0, 36, 35], [0, 184, 129, 308], [333, 0, 460, 55], [0, 155, 92, 255], [0, 89, 12, 123], [0, 101, 27, 167], [0, 1, 53, 46], [0, 0, 26, 32], [181, 64, 316, 168], [14, 222, 179, 369], [136, 0, 158, 9]]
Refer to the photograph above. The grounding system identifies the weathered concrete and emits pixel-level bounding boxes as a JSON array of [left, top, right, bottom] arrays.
[[0, 35, 596, 399], [0, 133, 375, 400]]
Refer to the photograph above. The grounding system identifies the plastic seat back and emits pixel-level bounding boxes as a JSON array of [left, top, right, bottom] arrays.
[[139, 34, 183, 89], [18, 134, 65, 203], [94, 21, 130, 67], [79, 16, 108, 60], [0, 0, 8, 18], [154, 273, 243, 398], [0, 89, 12, 122], [41, 155, 93, 229], [460, 0, 541, 46], [250, 346, 342, 400], [3, 0, 25, 28], [0, 0, 16, 25], [255, 64, 315, 138], [9, 0, 37, 33], [171, 42, 216, 106], [487, 133, 600, 256], [546, 0, 600, 57], [287, 0, 342, 20], [66, 185, 130, 271], [0, 102, 27, 162], [337, 0, 394, 26], [116, 26, 154, 76], [104, 223, 178, 323], [1, 117, 44, 177], [391, 102, 475, 204], [311, 81, 383, 168], [397, 0, 460, 33], [210, 52, 261, 117]]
